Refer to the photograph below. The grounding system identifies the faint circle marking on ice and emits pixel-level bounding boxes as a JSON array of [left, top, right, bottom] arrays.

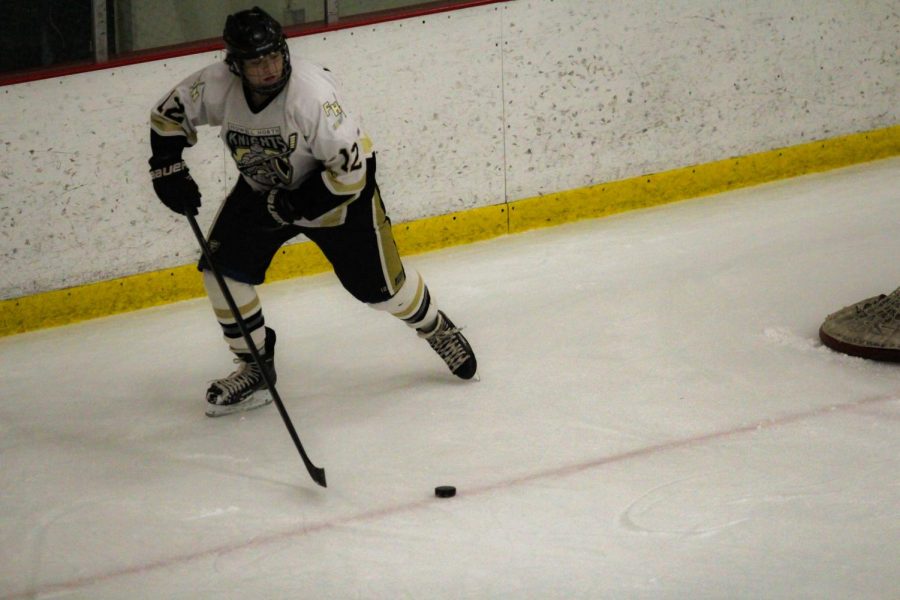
[[618, 474, 750, 538]]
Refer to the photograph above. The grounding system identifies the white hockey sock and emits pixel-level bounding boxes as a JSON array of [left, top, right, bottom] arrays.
[[368, 269, 439, 331], [202, 270, 267, 354]]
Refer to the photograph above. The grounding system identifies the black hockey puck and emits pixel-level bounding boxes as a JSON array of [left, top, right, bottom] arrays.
[[434, 485, 456, 498]]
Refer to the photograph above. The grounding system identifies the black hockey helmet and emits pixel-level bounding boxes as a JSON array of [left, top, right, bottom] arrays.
[[223, 6, 292, 94]]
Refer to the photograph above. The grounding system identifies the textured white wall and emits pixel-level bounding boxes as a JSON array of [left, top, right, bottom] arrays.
[[501, 0, 898, 199], [0, 0, 897, 299]]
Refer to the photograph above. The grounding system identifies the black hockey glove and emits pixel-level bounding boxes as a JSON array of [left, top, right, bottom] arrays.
[[148, 156, 201, 216], [266, 188, 301, 226], [266, 169, 357, 225]]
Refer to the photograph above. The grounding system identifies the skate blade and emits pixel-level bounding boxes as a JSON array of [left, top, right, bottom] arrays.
[[205, 389, 273, 417]]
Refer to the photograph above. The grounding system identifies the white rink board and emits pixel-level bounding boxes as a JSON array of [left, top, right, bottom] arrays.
[[0, 0, 898, 299], [501, 0, 898, 199]]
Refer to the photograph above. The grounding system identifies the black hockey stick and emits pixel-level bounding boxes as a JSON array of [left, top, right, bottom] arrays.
[[185, 211, 327, 488]]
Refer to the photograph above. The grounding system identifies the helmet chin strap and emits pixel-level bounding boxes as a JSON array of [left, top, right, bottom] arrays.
[[245, 76, 287, 96], [234, 53, 292, 96]]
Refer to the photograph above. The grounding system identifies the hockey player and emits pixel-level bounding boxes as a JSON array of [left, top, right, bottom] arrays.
[[148, 7, 477, 416]]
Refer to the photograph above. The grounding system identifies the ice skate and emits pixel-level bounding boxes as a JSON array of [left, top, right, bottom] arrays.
[[419, 311, 477, 379], [205, 327, 277, 417]]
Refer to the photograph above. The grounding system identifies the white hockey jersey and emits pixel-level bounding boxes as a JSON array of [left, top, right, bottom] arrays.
[[151, 59, 372, 225]]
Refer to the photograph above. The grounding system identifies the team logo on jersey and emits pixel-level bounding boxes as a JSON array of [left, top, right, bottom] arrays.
[[189, 79, 205, 102], [322, 98, 345, 130], [226, 125, 297, 186]]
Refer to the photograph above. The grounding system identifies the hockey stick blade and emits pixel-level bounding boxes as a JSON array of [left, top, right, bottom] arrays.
[[185, 212, 327, 488]]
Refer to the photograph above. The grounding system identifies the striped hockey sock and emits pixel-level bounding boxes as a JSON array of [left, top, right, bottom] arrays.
[[202, 270, 268, 354], [368, 270, 439, 332]]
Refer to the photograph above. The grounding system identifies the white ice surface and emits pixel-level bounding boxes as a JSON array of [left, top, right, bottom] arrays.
[[1, 159, 899, 599]]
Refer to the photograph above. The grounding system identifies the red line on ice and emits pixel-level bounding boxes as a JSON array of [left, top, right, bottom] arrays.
[[5, 394, 895, 599]]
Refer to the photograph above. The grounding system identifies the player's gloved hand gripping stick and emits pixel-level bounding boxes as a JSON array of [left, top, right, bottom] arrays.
[[149, 156, 202, 215], [184, 210, 327, 488]]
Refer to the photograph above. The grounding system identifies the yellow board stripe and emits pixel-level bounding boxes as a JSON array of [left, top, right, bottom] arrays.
[[2, 124, 898, 338], [508, 125, 900, 234]]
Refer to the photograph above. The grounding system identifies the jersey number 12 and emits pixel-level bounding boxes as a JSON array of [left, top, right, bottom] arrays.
[[339, 143, 362, 173]]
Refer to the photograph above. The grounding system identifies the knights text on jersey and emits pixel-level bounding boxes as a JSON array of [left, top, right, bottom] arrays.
[[151, 60, 373, 213]]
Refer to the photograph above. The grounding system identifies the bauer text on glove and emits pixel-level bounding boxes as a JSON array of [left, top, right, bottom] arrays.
[[149, 157, 202, 216]]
